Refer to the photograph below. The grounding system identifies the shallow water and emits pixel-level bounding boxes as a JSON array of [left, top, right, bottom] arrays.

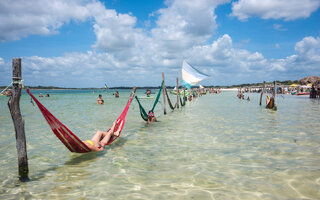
[[0, 90, 319, 199]]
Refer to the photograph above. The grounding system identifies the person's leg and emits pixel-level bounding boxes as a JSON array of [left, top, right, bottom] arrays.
[[100, 120, 123, 145], [91, 130, 105, 144], [99, 131, 114, 146], [113, 120, 123, 136]]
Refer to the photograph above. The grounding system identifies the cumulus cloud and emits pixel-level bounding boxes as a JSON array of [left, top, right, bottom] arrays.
[[151, 0, 229, 52], [231, 0, 320, 21], [0, 0, 95, 41], [19, 50, 182, 87], [90, 3, 143, 53], [0, 0, 319, 87], [2, 33, 319, 87], [90, 0, 231, 61], [293, 36, 320, 64], [265, 36, 320, 77]]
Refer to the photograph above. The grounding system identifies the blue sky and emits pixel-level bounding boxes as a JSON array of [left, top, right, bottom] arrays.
[[0, 0, 320, 87]]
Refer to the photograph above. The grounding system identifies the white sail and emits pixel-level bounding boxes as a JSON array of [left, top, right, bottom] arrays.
[[182, 60, 209, 89]]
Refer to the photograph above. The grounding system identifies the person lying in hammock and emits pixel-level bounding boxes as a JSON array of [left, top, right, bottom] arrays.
[[147, 110, 157, 124], [83, 120, 123, 151]]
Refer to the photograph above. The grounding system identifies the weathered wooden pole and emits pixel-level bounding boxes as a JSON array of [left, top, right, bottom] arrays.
[[162, 72, 167, 115], [176, 77, 179, 109], [273, 81, 276, 98], [273, 81, 277, 110], [8, 58, 29, 181], [181, 80, 186, 100], [259, 81, 265, 106]]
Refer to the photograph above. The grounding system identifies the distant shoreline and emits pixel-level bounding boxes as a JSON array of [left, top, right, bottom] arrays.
[[0, 80, 300, 90]]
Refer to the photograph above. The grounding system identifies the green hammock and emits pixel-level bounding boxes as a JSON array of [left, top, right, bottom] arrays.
[[179, 92, 186, 106], [164, 87, 177, 110], [135, 81, 163, 121]]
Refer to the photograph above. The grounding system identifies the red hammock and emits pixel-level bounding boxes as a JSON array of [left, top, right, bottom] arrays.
[[27, 88, 136, 153]]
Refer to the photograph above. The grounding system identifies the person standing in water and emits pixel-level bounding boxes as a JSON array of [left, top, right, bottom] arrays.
[[146, 89, 151, 97], [147, 110, 157, 124], [97, 94, 104, 104]]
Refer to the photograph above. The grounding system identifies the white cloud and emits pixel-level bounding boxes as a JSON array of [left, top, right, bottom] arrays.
[[293, 36, 320, 64], [0, 0, 319, 87], [151, 0, 229, 51], [1, 33, 319, 87], [0, 0, 95, 41], [0, 57, 4, 65], [90, 3, 143, 52], [231, 0, 320, 21], [266, 36, 320, 76], [273, 24, 287, 31]]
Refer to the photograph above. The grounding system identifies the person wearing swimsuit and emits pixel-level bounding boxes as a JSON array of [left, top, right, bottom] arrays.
[[97, 94, 104, 104], [83, 120, 123, 151], [147, 110, 157, 124]]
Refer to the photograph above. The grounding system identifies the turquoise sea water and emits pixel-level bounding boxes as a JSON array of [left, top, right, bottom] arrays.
[[0, 89, 319, 199]]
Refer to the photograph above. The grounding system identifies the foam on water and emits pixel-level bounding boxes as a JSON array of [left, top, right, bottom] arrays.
[[0, 89, 319, 199]]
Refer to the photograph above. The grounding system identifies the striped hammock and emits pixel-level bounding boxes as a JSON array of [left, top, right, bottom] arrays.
[[27, 87, 136, 153]]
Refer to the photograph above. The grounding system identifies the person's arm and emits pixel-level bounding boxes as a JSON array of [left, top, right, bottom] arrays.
[[83, 141, 104, 152], [93, 146, 104, 151]]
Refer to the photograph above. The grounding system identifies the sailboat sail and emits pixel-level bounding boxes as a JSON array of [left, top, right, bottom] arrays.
[[182, 60, 209, 89]]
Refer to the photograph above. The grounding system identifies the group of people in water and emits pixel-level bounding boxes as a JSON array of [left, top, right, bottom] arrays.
[[96, 91, 157, 125], [39, 93, 50, 97], [237, 92, 250, 101], [96, 91, 120, 104]]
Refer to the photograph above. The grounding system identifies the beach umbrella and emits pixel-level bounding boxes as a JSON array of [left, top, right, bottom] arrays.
[[307, 84, 312, 87], [290, 84, 298, 87]]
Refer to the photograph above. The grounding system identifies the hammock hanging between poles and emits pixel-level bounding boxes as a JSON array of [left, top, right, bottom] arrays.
[[179, 89, 187, 107], [164, 87, 177, 110], [135, 81, 163, 121], [27, 87, 136, 153]]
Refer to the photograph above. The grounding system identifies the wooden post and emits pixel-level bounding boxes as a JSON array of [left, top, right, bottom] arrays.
[[273, 81, 276, 98], [259, 81, 265, 106], [162, 72, 167, 115], [273, 81, 277, 110], [181, 80, 186, 100], [176, 77, 179, 109], [8, 58, 29, 181]]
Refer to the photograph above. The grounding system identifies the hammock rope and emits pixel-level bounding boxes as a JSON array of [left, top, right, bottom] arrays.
[[164, 87, 177, 110], [135, 96, 148, 121], [179, 94, 186, 107], [135, 81, 163, 121], [27, 87, 136, 153]]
